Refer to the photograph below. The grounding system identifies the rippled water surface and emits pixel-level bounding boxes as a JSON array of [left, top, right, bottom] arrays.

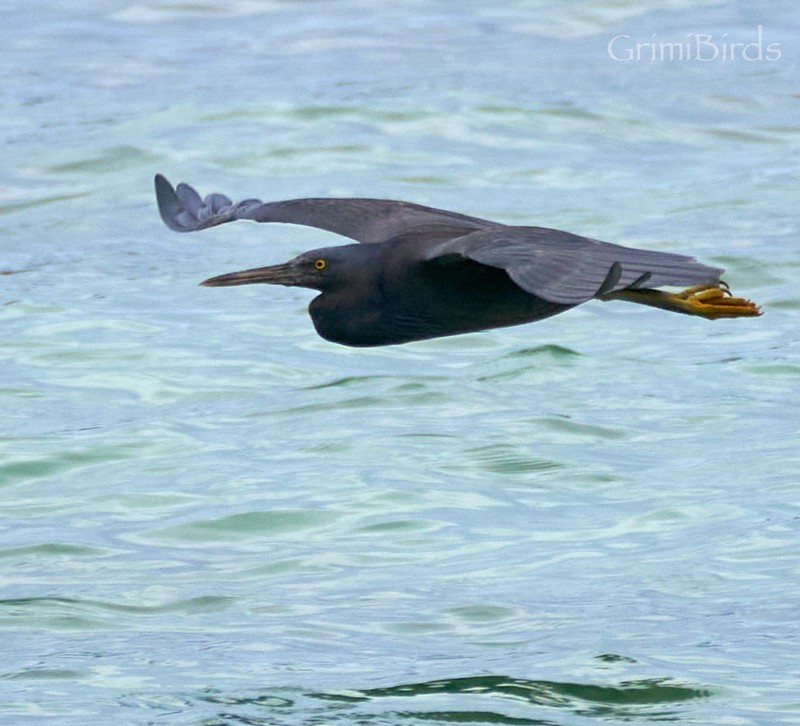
[[2, 1, 799, 724]]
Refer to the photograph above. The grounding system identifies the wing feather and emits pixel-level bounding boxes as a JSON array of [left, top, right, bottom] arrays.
[[155, 174, 492, 244], [425, 228, 722, 304]]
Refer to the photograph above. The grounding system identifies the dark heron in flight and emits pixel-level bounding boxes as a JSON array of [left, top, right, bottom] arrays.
[[155, 174, 759, 347]]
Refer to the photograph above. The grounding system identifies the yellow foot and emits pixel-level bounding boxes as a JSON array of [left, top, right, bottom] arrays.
[[601, 282, 761, 319], [669, 283, 762, 319]]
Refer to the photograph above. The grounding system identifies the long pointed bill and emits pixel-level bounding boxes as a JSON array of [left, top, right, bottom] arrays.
[[200, 262, 302, 287]]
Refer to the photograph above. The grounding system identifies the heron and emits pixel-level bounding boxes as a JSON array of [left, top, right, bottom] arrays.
[[155, 174, 760, 347]]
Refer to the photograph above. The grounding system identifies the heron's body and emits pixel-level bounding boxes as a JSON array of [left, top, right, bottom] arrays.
[[307, 237, 569, 346], [155, 175, 760, 347]]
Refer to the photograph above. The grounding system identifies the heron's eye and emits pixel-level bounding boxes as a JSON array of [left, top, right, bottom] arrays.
[[314, 259, 326, 270]]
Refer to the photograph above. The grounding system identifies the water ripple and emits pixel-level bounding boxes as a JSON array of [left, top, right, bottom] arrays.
[[313, 674, 713, 723], [0, 594, 234, 629]]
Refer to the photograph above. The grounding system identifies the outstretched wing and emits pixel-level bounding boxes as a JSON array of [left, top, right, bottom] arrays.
[[424, 227, 723, 305], [155, 174, 493, 244]]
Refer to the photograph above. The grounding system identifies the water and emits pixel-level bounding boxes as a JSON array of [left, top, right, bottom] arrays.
[[2, 1, 799, 723]]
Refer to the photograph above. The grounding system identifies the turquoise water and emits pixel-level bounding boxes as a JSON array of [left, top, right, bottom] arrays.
[[2, 2, 799, 724]]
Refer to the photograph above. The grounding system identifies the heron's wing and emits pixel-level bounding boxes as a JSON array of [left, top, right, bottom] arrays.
[[424, 227, 723, 305], [155, 174, 492, 244]]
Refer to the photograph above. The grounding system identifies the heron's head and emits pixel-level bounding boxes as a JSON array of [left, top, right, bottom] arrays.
[[201, 245, 371, 292]]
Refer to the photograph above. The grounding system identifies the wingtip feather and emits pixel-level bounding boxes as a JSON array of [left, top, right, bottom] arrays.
[[154, 173, 187, 231]]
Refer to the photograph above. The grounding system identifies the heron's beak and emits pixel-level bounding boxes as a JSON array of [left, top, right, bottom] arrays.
[[201, 261, 310, 288]]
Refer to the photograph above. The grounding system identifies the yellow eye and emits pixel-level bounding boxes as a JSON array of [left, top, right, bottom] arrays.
[[314, 259, 326, 270]]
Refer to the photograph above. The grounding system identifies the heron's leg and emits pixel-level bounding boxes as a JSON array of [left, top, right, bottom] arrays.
[[600, 283, 761, 319]]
